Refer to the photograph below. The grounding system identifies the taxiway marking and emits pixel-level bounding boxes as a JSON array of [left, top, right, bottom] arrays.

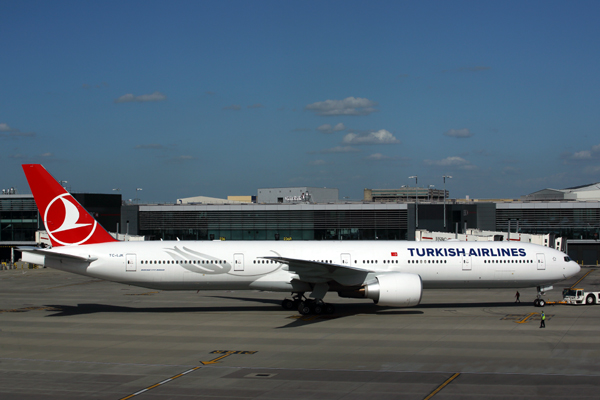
[[119, 350, 257, 398], [119, 366, 202, 400], [201, 350, 257, 365], [571, 269, 593, 288], [423, 372, 460, 399]]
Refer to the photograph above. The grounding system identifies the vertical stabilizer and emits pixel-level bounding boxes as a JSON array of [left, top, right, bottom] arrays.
[[22, 164, 118, 247]]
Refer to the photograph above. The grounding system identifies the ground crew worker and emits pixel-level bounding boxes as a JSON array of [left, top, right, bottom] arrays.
[[515, 291, 520, 303], [540, 311, 545, 328]]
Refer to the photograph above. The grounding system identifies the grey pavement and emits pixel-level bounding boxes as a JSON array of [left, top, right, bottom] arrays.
[[1, 266, 600, 399]]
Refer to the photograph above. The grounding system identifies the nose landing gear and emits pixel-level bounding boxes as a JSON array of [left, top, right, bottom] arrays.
[[533, 285, 553, 307]]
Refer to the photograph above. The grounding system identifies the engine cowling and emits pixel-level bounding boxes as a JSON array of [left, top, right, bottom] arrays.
[[365, 272, 423, 307]]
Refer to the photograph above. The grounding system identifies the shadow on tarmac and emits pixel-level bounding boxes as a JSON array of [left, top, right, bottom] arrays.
[[41, 300, 424, 328], [415, 301, 534, 309], [41, 299, 532, 328], [43, 303, 281, 317]]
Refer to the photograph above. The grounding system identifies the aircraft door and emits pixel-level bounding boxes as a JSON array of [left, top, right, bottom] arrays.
[[462, 256, 472, 271], [536, 253, 546, 270], [341, 253, 351, 265], [126, 253, 137, 272], [234, 253, 244, 271]]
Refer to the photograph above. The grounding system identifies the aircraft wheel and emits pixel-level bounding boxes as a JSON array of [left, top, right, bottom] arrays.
[[298, 302, 311, 315], [312, 303, 323, 315], [538, 299, 545, 307], [282, 299, 295, 310], [586, 295, 596, 305], [324, 303, 335, 314], [533, 299, 540, 307]]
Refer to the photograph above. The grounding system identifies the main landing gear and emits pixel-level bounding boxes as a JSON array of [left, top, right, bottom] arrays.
[[281, 293, 335, 315]]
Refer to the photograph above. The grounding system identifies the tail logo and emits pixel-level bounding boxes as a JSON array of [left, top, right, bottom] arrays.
[[45, 194, 98, 246]]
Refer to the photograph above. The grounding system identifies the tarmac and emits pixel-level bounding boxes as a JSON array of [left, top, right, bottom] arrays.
[[1, 266, 600, 399]]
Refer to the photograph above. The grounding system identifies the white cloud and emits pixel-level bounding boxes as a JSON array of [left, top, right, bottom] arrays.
[[309, 160, 327, 166], [114, 91, 167, 103], [9, 131, 35, 137], [573, 150, 592, 160], [583, 165, 600, 174], [317, 146, 360, 154], [502, 166, 521, 175], [223, 104, 241, 111], [564, 143, 600, 162], [424, 156, 476, 170], [317, 123, 346, 133], [342, 129, 399, 145], [305, 97, 378, 116], [459, 66, 491, 72], [0, 123, 35, 138], [444, 128, 473, 138], [365, 153, 389, 160], [247, 103, 264, 109]]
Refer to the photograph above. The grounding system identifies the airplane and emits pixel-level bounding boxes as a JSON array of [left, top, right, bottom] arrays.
[[19, 164, 580, 314]]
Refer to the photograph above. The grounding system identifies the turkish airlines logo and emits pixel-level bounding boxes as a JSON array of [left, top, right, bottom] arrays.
[[44, 194, 97, 246]]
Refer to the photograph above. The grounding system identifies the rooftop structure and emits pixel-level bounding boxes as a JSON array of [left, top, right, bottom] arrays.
[[522, 183, 600, 201]]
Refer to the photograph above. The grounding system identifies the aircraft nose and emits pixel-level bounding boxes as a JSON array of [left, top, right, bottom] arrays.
[[568, 261, 581, 278]]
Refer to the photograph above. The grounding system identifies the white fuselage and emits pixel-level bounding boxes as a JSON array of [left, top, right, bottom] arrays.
[[39, 240, 580, 293]]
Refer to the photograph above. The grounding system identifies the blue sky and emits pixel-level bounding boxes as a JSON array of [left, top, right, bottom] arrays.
[[2, 0, 600, 202]]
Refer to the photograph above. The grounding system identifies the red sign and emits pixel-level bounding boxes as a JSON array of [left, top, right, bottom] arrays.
[[391, 252, 398, 257]]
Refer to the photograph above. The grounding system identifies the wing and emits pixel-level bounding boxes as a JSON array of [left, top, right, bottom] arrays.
[[262, 256, 372, 286]]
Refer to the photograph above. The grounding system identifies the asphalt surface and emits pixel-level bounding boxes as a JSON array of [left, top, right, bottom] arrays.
[[1, 266, 600, 399]]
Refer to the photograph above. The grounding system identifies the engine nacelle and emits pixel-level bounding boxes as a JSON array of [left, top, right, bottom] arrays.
[[365, 272, 423, 307]]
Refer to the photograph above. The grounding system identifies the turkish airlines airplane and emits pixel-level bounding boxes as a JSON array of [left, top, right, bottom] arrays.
[[20, 164, 580, 314]]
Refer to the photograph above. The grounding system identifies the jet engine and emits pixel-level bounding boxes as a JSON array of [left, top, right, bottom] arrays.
[[338, 272, 422, 307]]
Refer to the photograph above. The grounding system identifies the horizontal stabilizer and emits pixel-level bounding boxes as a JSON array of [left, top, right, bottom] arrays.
[[19, 247, 98, 263]]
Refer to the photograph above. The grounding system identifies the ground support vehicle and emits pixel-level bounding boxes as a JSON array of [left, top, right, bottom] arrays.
[[544, 288, 600, 306]]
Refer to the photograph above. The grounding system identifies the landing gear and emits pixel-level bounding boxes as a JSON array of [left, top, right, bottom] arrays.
[[533, 298, 546, 307], [281, 293, 302, 311], [281, 293, 335, 315], [281, 298, 296, 310], [533, 285, 552, 307], [298, 299, 335, 315]]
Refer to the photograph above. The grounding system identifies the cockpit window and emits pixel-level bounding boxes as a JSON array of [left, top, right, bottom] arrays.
[[564, 256, 573, 262]]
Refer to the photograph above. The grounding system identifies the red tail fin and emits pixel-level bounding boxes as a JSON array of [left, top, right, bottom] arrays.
[[22, 164, 118, 247]]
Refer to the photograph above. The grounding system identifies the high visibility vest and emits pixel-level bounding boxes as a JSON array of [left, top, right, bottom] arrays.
[[541, 313, 545, 320]]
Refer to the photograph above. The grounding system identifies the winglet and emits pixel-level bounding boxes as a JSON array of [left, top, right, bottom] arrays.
[[22, 164, 118, 247]]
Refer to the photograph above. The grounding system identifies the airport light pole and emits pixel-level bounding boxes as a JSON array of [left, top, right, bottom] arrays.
[[443, 175, 452, 229], [135, 188, 142, 204], [409, 176, 418, 228]]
